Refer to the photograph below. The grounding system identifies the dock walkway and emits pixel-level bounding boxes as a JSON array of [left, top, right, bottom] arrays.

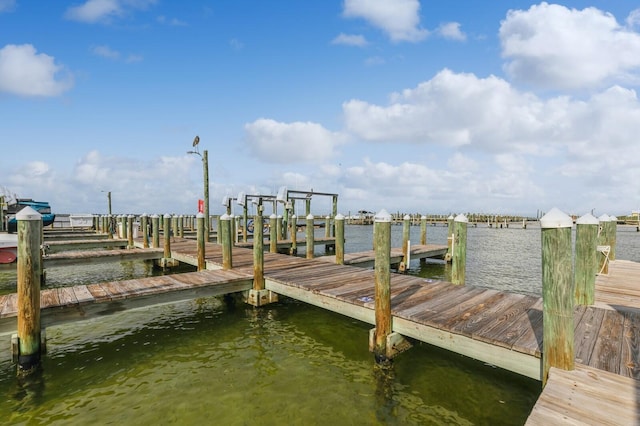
[[318, 243, 448, 267], [3, 235, 639, 422]]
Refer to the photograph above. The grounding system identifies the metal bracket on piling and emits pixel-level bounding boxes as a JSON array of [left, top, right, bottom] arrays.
[[368, 329, 412, 359], [245, 289, 278, 307]]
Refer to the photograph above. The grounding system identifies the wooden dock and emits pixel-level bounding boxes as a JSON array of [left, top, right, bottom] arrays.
[[318, 243, 448, 267], [0, 268, 253, 334], [3, 234, 639, 422], [234, 236, 336, 251]]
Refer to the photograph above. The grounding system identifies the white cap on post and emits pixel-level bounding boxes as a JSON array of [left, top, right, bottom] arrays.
[[374, 209, 391, 222], [576, 213, 598, 225], [15, 206, 41, 221], [540, 208, 573, 228], [454, 213, 468, 223]]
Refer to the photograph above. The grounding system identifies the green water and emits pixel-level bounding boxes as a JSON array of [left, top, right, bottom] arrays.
[[1, 296, 539, 425]]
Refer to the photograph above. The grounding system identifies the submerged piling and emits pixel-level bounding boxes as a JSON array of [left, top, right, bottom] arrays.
[[540, 208, 574, 386]]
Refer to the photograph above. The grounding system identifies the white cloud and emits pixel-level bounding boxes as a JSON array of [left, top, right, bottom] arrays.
[[0, 44, 73, 96], [244, 119, 347, 164], [500, 2, 640, 90], [343, 69, 561, 153], [65, 0, 157, 24], [436, 22, 466, 41], [627, 9, 640, 30], [343, 0, 427, 42], [331, 33, 368, 47]]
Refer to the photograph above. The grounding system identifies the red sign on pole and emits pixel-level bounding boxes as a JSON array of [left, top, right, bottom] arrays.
[[198, 199, 204, 213]]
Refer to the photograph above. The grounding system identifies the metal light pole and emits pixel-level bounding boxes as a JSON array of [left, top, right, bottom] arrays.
[[188, 136, 210, 242]]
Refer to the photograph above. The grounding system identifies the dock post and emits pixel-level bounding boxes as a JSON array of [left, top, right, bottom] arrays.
[[269, 214, 277, 253], [608, 216, 617, 261], [290, 215, 297, 256], [575, 213, 599, 305], [332, 195, 338, 237], [127, 215, 134, 248], [324, 215, 332, 254], [399, 215, 411, 272], [178, 215, 184, 238], [420, 215, 427, 245], [372, 209, 392, 364], [171, 215, 178, 240], [197, 212, 205, 271], [451, 214, 468, 285], [221, 213, 233, 270], [306, 214, 314, 259], [540, 208, 574, 386], [0, 195, 4, 232], [335, 213, 345, 265], [253, 206, 264, 289], [141, 214, 149, 248], [15, 207, 43, 374], [277, 215, 284, 241], [597, 214, 610, 274], [246, 204, 277, 306], [216, 216, 221, 245], [445, 214, 454, 262], [151, 214, 160, 248], [162, 214, 172, 268], [230, 214, 236, 245]]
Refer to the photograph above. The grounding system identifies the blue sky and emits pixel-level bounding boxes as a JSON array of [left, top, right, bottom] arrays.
[[2, 1, 640, 218]]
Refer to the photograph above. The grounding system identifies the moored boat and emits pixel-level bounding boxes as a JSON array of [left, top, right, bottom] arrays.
[[0, 233, 17, 264], [5, 198, 55, 233]]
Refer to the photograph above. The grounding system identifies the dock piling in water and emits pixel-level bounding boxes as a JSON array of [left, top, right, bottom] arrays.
[[269, 214, 277, 253], [151, 214, 160, 248], [197, 213, 205, 271], [306, 214, 314, 259], [451, 214, 468, 285], [575, 213, 599, 305], [399, 215, 410, 273], [141, 214, 149, 248], [335, 214, 344, 265], [372, 209, 392, 363], [14, 207, 43, 374], [221, 214, 233, 270], [540, 208, 575, 386], [290, 215, 297, 256]]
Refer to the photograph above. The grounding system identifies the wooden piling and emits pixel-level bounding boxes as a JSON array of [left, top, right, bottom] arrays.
[[277, 215, 284, 241], [220, 214, 232, 270], [608, 216, 617, 261], [290, 215, 297, 256], [445, 214, 454, 262], [420, 215, 427, 245], [540, 208, 574, 386], [15, 207, 43, 372], [597, 214, 610, 275], [575, 213, 598, 305], [373, 209, 392, 364], [127, 215, 134, 249], [306, 214, 314, 259], [151, 214, 160, 249], [253, 207, 264, 290], [451, 214, 468, 285], [269, 214, 277, 253], [400, 215, 410, 272], [335, 213, 345, 265], [141, 214, 149, 248], [178, 215, 184, 238], [197, 213, 205, 271], [171, 215, 178, 240], [163, 214, 171, 261]]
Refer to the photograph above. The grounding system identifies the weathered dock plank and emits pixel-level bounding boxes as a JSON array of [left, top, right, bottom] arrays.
[[526, 365, 640, 425]]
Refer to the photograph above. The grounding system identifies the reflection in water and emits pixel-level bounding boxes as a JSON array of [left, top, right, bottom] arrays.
[[374, 362, 398, 423], [10, 364, 45, 414]]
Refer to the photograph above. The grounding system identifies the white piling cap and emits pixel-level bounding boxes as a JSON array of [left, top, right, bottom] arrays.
[[454, 213, 468, 223], [306, 213, 314, 220], [196, 212, 204, 218], [220, 213, 230, 220], [540, 208, 572, 228], [598, 214, 611, 222], [335, 213, 344, 220], [164, 213, 171, 219], [448, 214, 454, 220], [374, 209, 392, 222], [421, 215, 426, 220], [151, 214, 159, 218], [291, 214, 297, 219], [610, 216, 618, 221], [270, 213, 277, 219], [576, 213, 599, 225], [15, 206, 41, 221], [403, 214, 411, 220]]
